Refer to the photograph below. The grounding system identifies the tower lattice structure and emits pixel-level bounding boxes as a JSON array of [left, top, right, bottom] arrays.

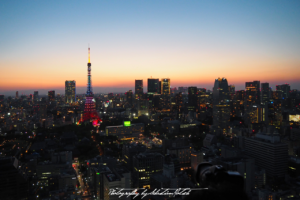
[[78, 47, 101, 126]]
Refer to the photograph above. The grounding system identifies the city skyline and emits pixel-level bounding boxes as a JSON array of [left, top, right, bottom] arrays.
[[1, 1, 300, 95]]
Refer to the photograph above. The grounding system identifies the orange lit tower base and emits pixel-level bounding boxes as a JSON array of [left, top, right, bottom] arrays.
[[78, 48, 102, 126]]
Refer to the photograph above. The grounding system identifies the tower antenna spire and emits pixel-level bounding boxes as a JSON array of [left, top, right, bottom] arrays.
[[88, 46, 90, 63], [78, 46, 101, 126]]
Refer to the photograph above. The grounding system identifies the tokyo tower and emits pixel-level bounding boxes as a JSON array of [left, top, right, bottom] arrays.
[[78, 47, 102, 126]]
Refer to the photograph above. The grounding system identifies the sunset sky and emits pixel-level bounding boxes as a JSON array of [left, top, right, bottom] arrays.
[[1, 0, 300, 95]]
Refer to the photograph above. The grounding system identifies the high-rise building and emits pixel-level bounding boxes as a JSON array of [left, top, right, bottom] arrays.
[[78, 48, 101, 125], [33, 91, 39, 102], [245, 81, 260, 124], [261, 83, 270, 104], [132, 152, 164, 188], [126, 90, 133, 106], [147, 78, 159, 94], [276, 84, 290, 99], [213, 78, 229, 103], [65, 80, 76, 103], [161, 78, 170, 95], [16, 91, 18, 99], [135, 79, 143, 100], [197, 88, 208, 109], [158, 81, 161, 94], [161, 78, 170, 110], [228, 85, 235, 94], [244, 133, 288, 178], [48, 90, 55, 102], [188, 87, 197, 112], [228, 85, 235, 101], [245, 81, 260, 105], [175, 92, 183, 111], [213, 78, 230, 130]]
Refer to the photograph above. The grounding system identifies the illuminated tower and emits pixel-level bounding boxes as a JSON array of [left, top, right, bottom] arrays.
[[78, 48, 101, 126]]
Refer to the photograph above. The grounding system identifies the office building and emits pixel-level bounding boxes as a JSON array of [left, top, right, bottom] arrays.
[[161, 78, 170, 95], [161, 78, 170, 110], [213, 78, 229, 103], [132, 152, 164, 188], [228, 85, 235, 94], [213, 78, 230, 130], [122, 143, 147, 169], [48, 90, 55, 102], [126, 90, 133, 105], [16, 91, 18, 99], [245, 81, 260, 124], [105, 123, 144, 140], [188, 86, 197, 112], [244, 133, 288, 178], [135, 79, 143, 100], [276, 84, 290, 99], [147, 78, 159, 94], [103, 167, 131, 200], [175, 92, 183, 111], [33, 91, 38, 102], [65, 80, 76, 103], [245, 81, 260, 105], [246, 104, 268, 124], [261, 83, 270, 104], [158, 81, 161, 94]]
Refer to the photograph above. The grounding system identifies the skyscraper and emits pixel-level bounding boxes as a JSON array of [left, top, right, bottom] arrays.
[[245, 81, 260, 124], [135, 79, 143, 100], [228, 85, 235, 94], [16, 91, 18, 99], [161, 78, 170, 110], [261, 83, 270, 104], [48, 90, 55, 102], [78, 48, 101, 126], [276, 84, 290, 99], [126, 90, 133, 106], [188, 87, 197, 112], [147, 78, 159, 94], [245, 81, 260, 105], [158, 81, 161, 94], [65, 80, 76, 103], [213, 78, 230, 130], [175, 92, 183, 111], [161, 78, 170, 95], [33, 91, 39, 102]]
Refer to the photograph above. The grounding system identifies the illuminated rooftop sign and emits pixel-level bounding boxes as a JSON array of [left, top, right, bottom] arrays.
[[124, 121, 131, 127]]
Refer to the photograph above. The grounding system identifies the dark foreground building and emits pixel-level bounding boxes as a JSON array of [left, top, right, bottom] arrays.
[[0, 157, 28, 200]]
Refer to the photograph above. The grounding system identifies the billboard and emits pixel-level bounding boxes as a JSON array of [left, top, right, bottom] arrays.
[[124, 121, 131, 127]]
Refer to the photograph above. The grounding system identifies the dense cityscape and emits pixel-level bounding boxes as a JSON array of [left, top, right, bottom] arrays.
[[1, 1, 300, 200], [0, 46, 300, 200]]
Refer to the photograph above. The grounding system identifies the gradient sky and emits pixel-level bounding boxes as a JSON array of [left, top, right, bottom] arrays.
[[1, 0, 300, 95]]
